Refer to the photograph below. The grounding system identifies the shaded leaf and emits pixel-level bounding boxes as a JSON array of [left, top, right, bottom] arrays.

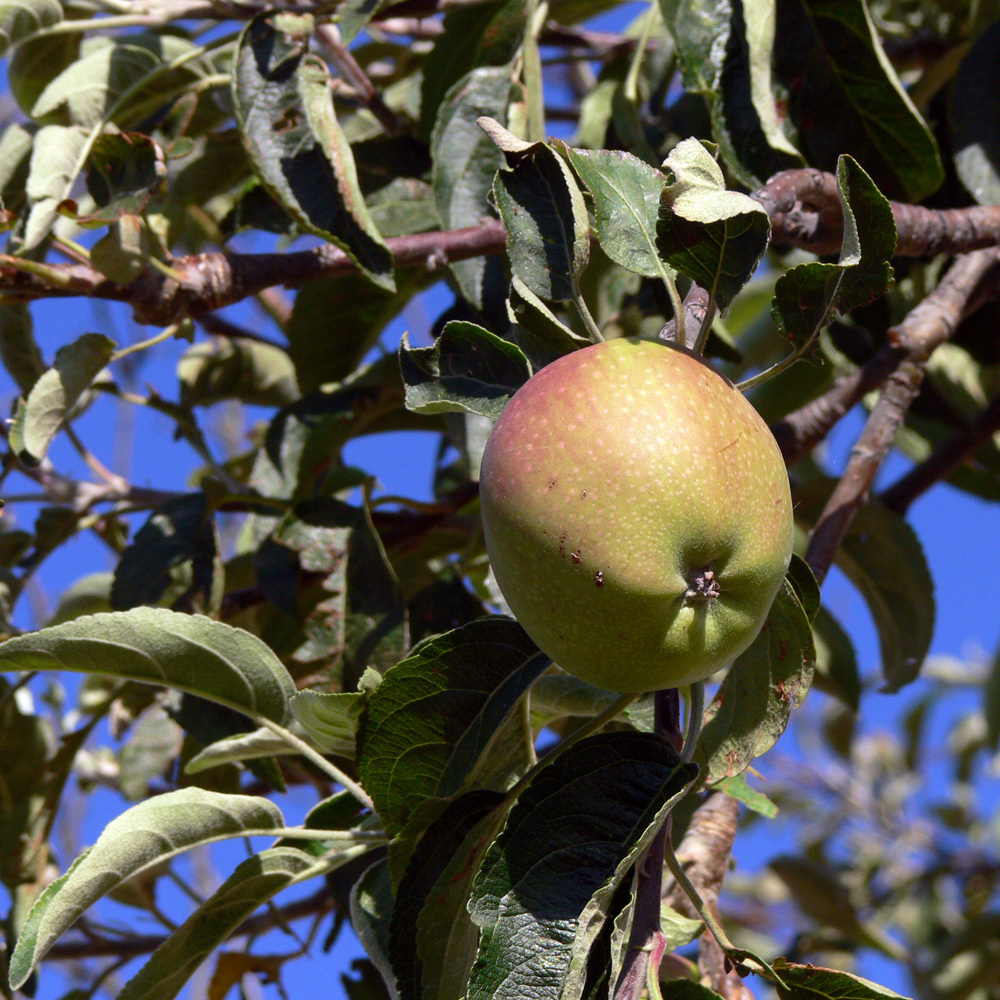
[[952, 19, 1000, 205], [356, 617, 545, 836], [81, 132, 166, 224], [351, 860, 400, 1000], [772, 0, 943, 201], [697, 580, 815, 783], [660, 984, 725, 1000], [183, 728, 297, 776], [178, 338, 299, 409], [118, 708, 180, 801], [811, 606, 860, 711], [115, 848, 322, 1000], [9, 332, 114, 466], [431, 67, 510, 309], [772, 155, 894, 350], [0, 608, 296, 725], [986, 635, 1000, 752], [485, 121, 590, 302], [111, 493, 222, 615], [9, 789, 285, 988], [785, 553, 820, 623], [290, 688, 367, 754], [467, 731, 697, 1000], [770, 855, 863, 937], [0, 301, 44, 393], [399, 322, 531, 419], [506, 275, 589, 369], [0, 0, 61, 59], [233, 14, 394, 289], [656, 138, 770, 310]]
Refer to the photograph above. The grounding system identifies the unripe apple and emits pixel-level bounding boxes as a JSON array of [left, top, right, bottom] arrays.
[[479, 337, 794, 692]]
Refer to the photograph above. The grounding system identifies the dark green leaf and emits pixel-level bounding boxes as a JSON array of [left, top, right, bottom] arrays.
[[566, 147, 672, 279], [986, 635, 1000, 751], [811, 606, 861, 711], [952, 19, 1000, 205], [697, 580, 815, 783], [771, 959, 911, 999], [656, 138, 770, 310], [81, 132, 166, 224], [290, 688, 366, 754], [772, 155, 894, 351], [0, 121, 37, 217], [770, 855, 864, 937], [178, 338, 299, 409], [506, 276, 589, 369], [9, 332, 114, 466], [112, 494, 222, 615], [399, 322, 531, 419], [0, 0, 61, 59], [431, 67, 510, 309], [118, 709, 180, 800], [350, 860, 398, 1000], [785, 553, 820, 623], [389, 790, 506, 1000], [233, 14, 394, 289], [485, 122, 590, 301], [660, 984, 726, 1000], [116, 848, 321, 1000], [0, 608, 296, 725], [772, 0, 943, 201], [467, 731, 697, 1000], [0, 301, 44, 393], [356, 616, 545, 836]]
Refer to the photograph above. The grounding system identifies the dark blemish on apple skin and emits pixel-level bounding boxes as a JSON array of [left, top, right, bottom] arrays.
[[580, 488, 588, 499], [570, 550, 581, 565], [595, 570, 604, 587], [558, 532, 567, 557], [547, 476, 557, 490]]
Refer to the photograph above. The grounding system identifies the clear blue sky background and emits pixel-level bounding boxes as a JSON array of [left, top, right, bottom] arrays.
[[3, 9, 1000, 995]]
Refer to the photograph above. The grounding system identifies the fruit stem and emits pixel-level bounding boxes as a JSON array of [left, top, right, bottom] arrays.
[[680, 682, 704, 764], [691, 297, 718, 356], [661, 271, 687, 347]]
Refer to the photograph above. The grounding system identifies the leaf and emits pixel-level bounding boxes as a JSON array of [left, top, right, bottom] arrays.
[[566, 147, 671, 279], [340, 0, 390, 44], [356, 617, 545, 836], [8, 332, 114, 466], [952, 20, 1000, 205], [785, 553, 820, 623], [506, 275, 589, 368], [0, 121, 37, 216], [290, 688, 366, 754], [389, 790, 506, 1000], [0, 301, 44, 393], [178, 338, 299, 409], [986, 635, 1000, 752], [115, 847, 321, 1000], [660, 984, 726, 1000], [696, 580, 815, 783], [770, 856, 863, 937], [656, 138, 771, 310], [772, 0, 943, 202], [351, 859, 399, 1000], [46, 571, 113, 626], [484, 121, 590, 301], [22, 122, 86, 250], [431, 67, 510, 309], [811, 606, 860, 711], [399, 323, 531, 420], [183, 728, 298, 776], [467, 732, 697, 1000], [111, 493, 222, 615], [0, 608, 296, 726], [9, 789, 285, 988], [81, 132, 167, 224], [659, 0, 802, 186], [714, 772, 778, 818], [771, 155, 894, 351], [118, 708, 180, 800], [233, 15, 394, 289], [0, 0, 61, 58], [770, 959, 912, 999]]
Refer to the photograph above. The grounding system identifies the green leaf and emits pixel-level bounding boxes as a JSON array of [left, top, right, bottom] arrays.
[[0, 120, 37, 216], [0, 301, 45, 393], [183, 728, 297, 776], [771, 959, 912, 999], [484, 121, 590, 302], [811, 605, 861, 711], [350, 860, 398, 999], [290, 688, 366, 754], [772, 0, 943, 202], [431, 67, 510, 309], [785, 553, 820, 623], [22, 123, 87, 250], [8, 332, 114, 466], [770, 855, 864, 937], [952, 20, 1000, 205], [340, 0, 390, 44], [714, 772, 778, 818], [81, 132, 166, 224], [506, 276, 589, 369], [399, 322, 531, 420], [467, 731, 697, 1000], [119, 708, 180, 801], [116, 848, 321, 1000], [656, 138, 771, 310], [0, 0, 61, 59], [566, 147, 671, 279], [46, 572, 113, 626], [697, 580, 815, 783], [771, 155, 894, 351], [111, 493, 222, 615], [660, 984, 726, 1000], [659, 0, 802, 186], [233, 14, 394, 289], [986, 635, 1000, 752], [389, 790, 506, 1000], [8, 789, 285, 988], [178, 338, 299, 409], [356, 617, 546, 836], [0, 608, 296, 725]]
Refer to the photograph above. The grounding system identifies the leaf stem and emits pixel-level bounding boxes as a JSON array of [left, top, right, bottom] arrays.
[[268, 827, 387, 844], [680, 681, 704, 764], [692, 298, 718, 356], [574, 291, 606, 343], [662, 270, 686, 347], [623, 2, 657, 102], [257, 718, 374, 812], [110, 323, 181, 363]]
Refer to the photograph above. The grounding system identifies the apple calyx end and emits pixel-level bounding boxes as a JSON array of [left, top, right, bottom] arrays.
[[683, 566, 720, 603]]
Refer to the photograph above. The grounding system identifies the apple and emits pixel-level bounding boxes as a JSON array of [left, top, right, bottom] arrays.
[[479, 337, 794, 692]]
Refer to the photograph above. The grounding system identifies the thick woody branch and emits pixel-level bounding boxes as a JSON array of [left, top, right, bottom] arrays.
[[0, 220, 506, 326], [663, 792, 751, 1000], [754, 169, 1000, 257], [805, 247, 1000, 584]]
